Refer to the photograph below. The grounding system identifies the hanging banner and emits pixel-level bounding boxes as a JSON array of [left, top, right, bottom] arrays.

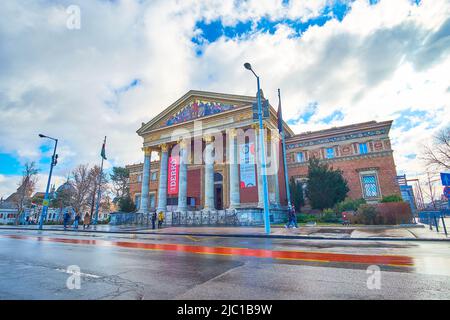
[[239, 142, 257, 189], [167, 156, 179, 195]]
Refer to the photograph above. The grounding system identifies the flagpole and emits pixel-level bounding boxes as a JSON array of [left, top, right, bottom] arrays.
[[93, 136, 106, 226], [278, 89, 291, 207]]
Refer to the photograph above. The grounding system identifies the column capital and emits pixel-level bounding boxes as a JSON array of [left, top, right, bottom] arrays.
[[178, 139, 190, 148], [228, 128, 238, 138], [142, 146, 153, 156], [160, 143, 169, 152], [203, 135, 214, 143]]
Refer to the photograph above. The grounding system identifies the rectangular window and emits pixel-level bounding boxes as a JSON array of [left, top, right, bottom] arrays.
[[359, 143, 368, 154], [326, 148, 335, 159], [296, 152, 305, 163], [137, 174, 142, 183], [149, 194, 155, 208], [151, 171, 158, 181], [361, 175, 379, 198], [135, 194, 141, 209]]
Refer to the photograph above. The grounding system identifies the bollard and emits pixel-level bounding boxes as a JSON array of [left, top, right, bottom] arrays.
[[429, 213, 433, 230], [441, 216, 448, 237], [433, 213, 440, 233]]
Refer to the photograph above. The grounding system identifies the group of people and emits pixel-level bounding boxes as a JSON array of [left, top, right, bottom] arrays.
[[63, 211, 91, 230], [151, 211, 165, 230]]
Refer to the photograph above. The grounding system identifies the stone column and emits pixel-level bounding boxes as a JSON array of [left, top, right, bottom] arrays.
[[157, 144, 169, 213], [268, 133, 280, 207], [177, 139, 189, 212], [228, 129, 240, 209], [253, 124, 264, 208], [139, 147, 152, 213], [203, 135, 215, 211]]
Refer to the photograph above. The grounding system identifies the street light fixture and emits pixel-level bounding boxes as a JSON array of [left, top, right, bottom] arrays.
[[244, 62, 271, 234], [38, 133, 58, 230]]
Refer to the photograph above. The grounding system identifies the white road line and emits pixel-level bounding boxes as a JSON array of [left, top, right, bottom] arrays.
[[55, 268, 101, 278]]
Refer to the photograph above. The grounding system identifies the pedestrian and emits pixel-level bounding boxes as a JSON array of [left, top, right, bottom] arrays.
[[73, 212, 81, 230], [285, 206, 293, 228], [291, 205, 298, 229], [151, 211, 157, 230], [83, 212, 91, 230], [63, 210, 70, 230], [158, 211, 164, 229]]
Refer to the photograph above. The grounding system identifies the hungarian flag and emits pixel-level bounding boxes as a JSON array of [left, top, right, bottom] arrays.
[[100, 137, 107, 160], [277, 89, 284, 134]]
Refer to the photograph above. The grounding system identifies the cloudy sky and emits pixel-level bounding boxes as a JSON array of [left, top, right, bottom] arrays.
[[0, 0, 449, 198]]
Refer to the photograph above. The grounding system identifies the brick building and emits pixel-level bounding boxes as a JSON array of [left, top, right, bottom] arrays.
[[286, 121, 400, 204], [126, 90, 400, 224]]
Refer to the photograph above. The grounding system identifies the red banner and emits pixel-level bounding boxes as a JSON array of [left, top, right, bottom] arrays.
[[167, 156, 179, 195]]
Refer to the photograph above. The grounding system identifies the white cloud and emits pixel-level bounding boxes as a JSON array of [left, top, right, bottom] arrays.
[[0, 0, 449, 197]]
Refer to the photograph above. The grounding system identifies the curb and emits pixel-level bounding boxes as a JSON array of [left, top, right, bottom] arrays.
[[0, 226, 448, 242]]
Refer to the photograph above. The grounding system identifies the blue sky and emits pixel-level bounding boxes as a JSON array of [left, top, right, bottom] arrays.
[[0, 0, 448, 197]]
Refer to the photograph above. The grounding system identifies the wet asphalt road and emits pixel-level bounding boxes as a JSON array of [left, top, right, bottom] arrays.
[[0, 229, 449, 300]]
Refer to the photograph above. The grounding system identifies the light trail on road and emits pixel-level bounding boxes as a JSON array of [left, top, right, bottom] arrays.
[[0, 234, 414, 267]]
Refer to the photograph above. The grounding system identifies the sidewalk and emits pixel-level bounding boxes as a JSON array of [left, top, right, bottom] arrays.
[[1, 224, 448, 240]]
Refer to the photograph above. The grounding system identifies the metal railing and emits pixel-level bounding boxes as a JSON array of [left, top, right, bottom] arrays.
[[418, 211, 448, 236], [168, 210, 240, 226]]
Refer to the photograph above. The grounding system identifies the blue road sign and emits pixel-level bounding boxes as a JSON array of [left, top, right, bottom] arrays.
[[441, 172, 450, 186], [444, 186, 450, 198]]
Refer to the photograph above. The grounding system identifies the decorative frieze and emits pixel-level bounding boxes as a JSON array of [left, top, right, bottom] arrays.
[[287, 129, 388, 149]]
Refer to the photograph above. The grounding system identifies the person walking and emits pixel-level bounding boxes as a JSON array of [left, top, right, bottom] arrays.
[[158, 211, 164, 229], [151, 211, 157, 230], [73, 212, 81, 230], [63, 210, 71, 230], [83, 212, 91, 230], [290, 205, 298, 229], [285, 205, 298, 229]]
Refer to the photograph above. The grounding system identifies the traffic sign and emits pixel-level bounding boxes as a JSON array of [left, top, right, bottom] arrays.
[[441, 172, 450, 186], [444, 186, 450, 198], [42, 199, 49, 206]]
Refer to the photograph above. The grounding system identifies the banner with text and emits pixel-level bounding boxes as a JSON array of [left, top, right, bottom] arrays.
[[239, 142, 257, 189], [167, 156, 180, 195]]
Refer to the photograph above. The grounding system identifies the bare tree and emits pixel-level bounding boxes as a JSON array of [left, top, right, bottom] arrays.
[[86, 165, 109, 216], [71, 164, 93, 215], [422, 172, 439, 210], [422, 126, 450, 170], [13, 162, 39, 224]]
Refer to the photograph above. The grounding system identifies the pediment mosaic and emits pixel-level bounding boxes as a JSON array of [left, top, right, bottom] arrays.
[[164, 99, 238, 126]]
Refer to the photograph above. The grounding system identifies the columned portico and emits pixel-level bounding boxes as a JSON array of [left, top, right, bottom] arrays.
[[134, 90, 292, 226], [138, 147, 152, 213], [157, 144, 169, 212], [177, 139, 189, 212]]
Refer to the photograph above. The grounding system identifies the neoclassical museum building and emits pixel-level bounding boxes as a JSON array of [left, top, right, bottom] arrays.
[[127, 90, 400, 225]]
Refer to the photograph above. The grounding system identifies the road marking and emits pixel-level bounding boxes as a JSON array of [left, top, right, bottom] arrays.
[[0, 234, 414, 267], [55, 268, 101, 278]]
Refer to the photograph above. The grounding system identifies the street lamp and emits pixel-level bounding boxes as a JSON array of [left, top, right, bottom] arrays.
[[38, 134, 58, 230], [244, 62, 271, 234]]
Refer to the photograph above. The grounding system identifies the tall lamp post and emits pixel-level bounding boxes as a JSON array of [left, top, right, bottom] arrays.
[[38, 134, 58, 230], [244, 62, 271, 234]]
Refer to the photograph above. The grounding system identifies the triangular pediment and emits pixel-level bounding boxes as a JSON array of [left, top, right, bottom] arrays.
[[138, 90, 255, 135]]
